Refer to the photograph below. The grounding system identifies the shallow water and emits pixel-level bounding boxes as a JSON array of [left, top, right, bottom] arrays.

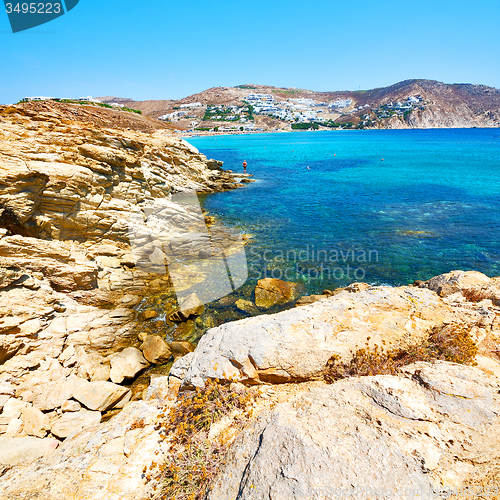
[[188, 129, 500, 295]]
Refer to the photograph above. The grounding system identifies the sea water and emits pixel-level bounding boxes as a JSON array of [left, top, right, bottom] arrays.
[[187, 129, 500, 296]]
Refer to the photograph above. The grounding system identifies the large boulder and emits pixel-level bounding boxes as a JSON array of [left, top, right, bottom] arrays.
[[182, 286, 453, 387], [0, 437, 59, 467], [109, 347, 149, 384], [254, 278, 300, 309], [141, 335, 172, 364], [72, 381, 130, 411], [207, 361, 500, 499], [51, 410, 101, 439], [422, 270, 492, 297]]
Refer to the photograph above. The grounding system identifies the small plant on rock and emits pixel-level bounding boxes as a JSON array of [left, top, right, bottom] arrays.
[[462, 288, 487, 303], [145, 378, 254, 500], [325, 322, 478, 382]]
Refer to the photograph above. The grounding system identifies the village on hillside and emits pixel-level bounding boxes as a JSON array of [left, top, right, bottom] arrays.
[[158, 92, 425, 133]]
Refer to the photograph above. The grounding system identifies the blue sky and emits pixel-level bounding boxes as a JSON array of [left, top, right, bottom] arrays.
[[0, 0, 499, 104]]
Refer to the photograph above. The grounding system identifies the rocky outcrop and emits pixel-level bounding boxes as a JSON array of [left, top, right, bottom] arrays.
[[0, 103, 241, 242], [207, 360, 500, 499], [2, 270, 500, 498], [0, 102, 246, 455], [182, 286, 453, 387]]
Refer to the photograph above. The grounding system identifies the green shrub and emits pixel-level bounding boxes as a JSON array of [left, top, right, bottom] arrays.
[[292, 122, 319, 130]]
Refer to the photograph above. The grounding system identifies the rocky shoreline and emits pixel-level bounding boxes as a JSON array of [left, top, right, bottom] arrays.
[[1, 102, 500, 499], [1, 269, 500, 498], [0, 101, 252, 486]]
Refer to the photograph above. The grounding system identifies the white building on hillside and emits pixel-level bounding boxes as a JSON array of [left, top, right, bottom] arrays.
[[180, 102, 202, 108], [329, 99, 352, 109]]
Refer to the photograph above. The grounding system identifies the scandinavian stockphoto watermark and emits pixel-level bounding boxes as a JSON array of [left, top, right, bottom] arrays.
[[249, 244, 379, 282], [126, 189, 248, 311], [3, 0, 79, 33]]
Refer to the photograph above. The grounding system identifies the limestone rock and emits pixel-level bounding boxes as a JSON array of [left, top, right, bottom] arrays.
[[20, 406, 50, 438], [0, 382, 14, 396], [2, 398, 30, 419], [73, 381, 130, 412], [141, 335, 171, 364], [207, 361, 500, 499], [182, 286, 452, 387], [254, 278, 300, 309], [0, 394, 10, 409], [169, 352, 194, 381], [76, 348, 110, 382], [31, 376, 89, 411], [0, 400, 169, 499], [170, 341, 195, 359], [51, 410, 101, 439], [109, 347, 149, 384], [61, 400, 81, 412], [0, 437, 59, 467], [169, 293, 204, 322], [143, 375, 170, 401], [5, 418, 23, 437], [422, 270, 491, 297]]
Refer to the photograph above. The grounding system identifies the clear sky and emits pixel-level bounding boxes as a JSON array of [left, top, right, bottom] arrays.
[[0, 0, 499, 104]]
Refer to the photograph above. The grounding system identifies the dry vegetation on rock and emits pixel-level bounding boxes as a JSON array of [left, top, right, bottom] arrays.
[[325, 322, 478, 382], [145, 379, 255, 500]]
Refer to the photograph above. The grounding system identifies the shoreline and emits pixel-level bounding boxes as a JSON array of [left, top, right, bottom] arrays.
[[181, 125, 500, 139]]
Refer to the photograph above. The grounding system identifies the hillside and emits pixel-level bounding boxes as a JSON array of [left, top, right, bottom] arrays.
[[98, 79, 500, 132]]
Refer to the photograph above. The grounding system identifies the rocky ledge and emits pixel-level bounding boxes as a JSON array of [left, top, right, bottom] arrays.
[[1, 269, 500, 499], [0, 101, 249, 491]]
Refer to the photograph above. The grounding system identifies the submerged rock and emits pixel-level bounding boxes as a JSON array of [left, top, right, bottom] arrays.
[[169, 293, 205, 322], [140, 309, 158, 320], [254, 278, 300, 309], [141, 335, 172, 364], [234, 298, 258, 314]]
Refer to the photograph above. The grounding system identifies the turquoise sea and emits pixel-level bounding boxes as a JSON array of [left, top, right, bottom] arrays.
[[188, 129, 500, 296]]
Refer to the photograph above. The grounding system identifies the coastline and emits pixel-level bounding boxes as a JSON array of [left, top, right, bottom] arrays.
[[182, 125, 500, 138], [2, 103, 500, 499]]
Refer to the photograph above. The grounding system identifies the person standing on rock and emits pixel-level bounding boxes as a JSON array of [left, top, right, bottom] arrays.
[[242, 160, 247, 173]]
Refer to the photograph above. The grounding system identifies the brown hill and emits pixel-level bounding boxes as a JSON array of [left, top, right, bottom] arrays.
[[99, 79, 500, 130], [17, 100, 174, 133]]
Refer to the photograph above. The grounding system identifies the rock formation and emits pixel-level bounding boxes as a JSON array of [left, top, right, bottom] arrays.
[[2, 102, 500, 499], [0, 101, 245, 478]]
